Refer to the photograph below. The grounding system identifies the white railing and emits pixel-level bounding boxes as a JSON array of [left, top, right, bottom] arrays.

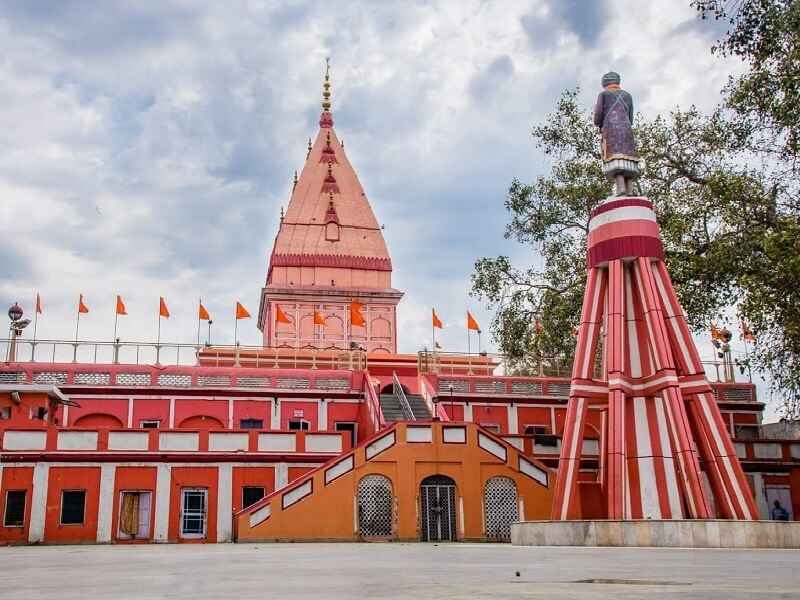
[[0, 338, 366, 370], [392, 371, 414, 420]]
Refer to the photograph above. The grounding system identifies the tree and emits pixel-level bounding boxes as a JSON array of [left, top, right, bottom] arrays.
[[471, 89, 800, 412], [694, 0, 800, 161]]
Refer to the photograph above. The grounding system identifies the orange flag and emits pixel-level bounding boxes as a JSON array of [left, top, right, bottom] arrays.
[[35, 293, 42, 314], [534, 317, 543, 334], [275, 305, 292, 324], [350, 301, 366, 327], [739, 319, 755, 342], [159, 297, 170, 318], [115, 295, 127, 316], [198, 300, 210, 321], [710, 322, 722, 341], [432, 308, 443, 329], [467, 311, 480, 332], [313, 311, 326, 326], [78, 294, 89, 314], [236, 301, 251, 320]]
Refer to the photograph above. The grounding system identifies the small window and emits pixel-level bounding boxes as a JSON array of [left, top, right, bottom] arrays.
[[242, 486, 265, 509], [536, 434, 559, 447], [239, 418, 264, 430], [288, 419, 310, 431], [60, 490, 86, 525], [140, 420, 160, 429], [335, 422, 357, 447], [180, 488, 207, 538], [524, 425, 550, 436], [481, 423, 501, 434], [4, 490, 26, 527]]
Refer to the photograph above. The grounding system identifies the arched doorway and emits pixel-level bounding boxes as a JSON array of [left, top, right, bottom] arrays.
[[357, 474, 394, 538], [483, 476, 518, 541], [419, 475, 457, 542]]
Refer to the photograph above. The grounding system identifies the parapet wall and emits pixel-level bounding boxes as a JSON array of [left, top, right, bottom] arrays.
[[512, 519, 800, 548]]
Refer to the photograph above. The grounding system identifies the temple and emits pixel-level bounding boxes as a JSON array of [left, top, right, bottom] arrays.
[[0, 67, 798, 547], [259, 62, 402, 353]]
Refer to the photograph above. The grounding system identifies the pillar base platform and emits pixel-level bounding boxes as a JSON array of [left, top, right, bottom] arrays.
[[511, 519, 800, 548]]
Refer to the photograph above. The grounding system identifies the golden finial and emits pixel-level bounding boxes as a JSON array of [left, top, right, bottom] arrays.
[[293, 170, 298, 190], [321, 57, 332, 112]]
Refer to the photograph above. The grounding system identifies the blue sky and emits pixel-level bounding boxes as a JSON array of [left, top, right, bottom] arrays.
[[0, 1, 772, 411]]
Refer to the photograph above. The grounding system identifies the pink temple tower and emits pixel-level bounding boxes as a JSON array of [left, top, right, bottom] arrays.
[[258, 63, 403, 353], [551, 72, 758, 521]]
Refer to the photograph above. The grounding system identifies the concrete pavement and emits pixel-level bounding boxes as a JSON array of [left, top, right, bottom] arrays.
[[1, 542, 798, 599]]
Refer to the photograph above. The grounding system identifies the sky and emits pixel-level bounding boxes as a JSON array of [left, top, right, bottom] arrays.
[[0, 1, 774, 413]]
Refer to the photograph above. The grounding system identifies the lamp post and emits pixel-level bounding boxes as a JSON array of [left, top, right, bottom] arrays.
[[7, 303, 30, 363]]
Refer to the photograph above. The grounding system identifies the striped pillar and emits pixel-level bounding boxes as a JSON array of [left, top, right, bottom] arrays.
[[551, 195, 756, 521]]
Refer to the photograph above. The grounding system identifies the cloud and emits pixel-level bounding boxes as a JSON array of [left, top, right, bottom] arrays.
[[521, 0, 610, 50], [0, 0, 772, 414]]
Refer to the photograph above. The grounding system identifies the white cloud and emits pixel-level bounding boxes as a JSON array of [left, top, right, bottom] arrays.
[[0, 0, 772, 412]]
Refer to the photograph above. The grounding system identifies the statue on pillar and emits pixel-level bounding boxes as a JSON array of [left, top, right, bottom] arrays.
[[593, 71, 640, 195]]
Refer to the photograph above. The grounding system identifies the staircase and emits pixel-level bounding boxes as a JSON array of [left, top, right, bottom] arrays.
[[379, 393, 431, 422], [406, 394, 431, 419]]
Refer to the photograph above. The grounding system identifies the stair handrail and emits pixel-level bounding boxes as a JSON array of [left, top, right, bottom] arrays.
[[392, 371, 414, 420]]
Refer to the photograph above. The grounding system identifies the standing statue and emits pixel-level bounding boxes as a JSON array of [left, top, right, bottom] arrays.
[[594, 71, 640, 195]]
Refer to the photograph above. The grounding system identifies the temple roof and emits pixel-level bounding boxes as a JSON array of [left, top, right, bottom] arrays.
[[267, 65, 391, 281]]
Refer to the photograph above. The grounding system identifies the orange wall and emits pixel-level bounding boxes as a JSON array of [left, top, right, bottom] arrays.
[[44, 467, 101, 543], [237, 423, 553, 542], [0, 467, 33, 544]]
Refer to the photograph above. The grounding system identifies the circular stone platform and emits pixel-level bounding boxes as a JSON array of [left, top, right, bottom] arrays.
[[511, 519, 800, 548]]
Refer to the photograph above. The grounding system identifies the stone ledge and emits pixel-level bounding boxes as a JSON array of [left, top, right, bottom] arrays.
[[511, 519, 800, 548]]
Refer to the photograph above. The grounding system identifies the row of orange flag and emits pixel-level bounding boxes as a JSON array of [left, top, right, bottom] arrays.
[[37, 293, 757, 343], [38, 293, 246, 323]]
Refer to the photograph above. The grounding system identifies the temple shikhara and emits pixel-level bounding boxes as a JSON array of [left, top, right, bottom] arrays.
[[1, 67, 798, 547]]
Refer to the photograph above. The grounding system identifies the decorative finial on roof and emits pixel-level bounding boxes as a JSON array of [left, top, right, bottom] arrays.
[[307, 137, 312, 159], [322, 57, 331, 111], [280, 205, 285, 221], [319, 58, 334, 128], [321, 161, 340, 194], [293, 170, 298, 190]]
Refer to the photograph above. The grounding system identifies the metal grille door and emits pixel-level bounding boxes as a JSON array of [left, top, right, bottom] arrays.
[[484, 476, 518, 541], [420, 475, 457, 542], [357, 475, 394, 537]]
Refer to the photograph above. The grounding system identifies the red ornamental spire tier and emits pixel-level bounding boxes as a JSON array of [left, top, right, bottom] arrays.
[[258, 61, 402, 353], [551, 193, 759, 521]]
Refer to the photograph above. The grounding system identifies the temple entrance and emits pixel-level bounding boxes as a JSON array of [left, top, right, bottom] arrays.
[[419, 475, 457, 542]]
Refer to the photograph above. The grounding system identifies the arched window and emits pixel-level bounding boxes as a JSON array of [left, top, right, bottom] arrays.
[[73, 413, 124, 429], [483, 476, 518, 541], [357, 474, 393, 537], [178, 415, 225, 430]]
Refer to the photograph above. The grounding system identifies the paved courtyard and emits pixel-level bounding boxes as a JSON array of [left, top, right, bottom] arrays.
[[1, 542, 799, 599]]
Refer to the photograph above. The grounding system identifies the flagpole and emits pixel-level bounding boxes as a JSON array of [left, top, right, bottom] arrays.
[[478, 329, 481, 354], [33, 293, 38, 343], [234, 303, 239, 346], [114, 311, 118, 342], [75, 311, 80, 342]]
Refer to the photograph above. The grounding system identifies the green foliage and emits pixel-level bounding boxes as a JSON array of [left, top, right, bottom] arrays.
[[471, 88, 800, 413], [694, 0, 800, 160]]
